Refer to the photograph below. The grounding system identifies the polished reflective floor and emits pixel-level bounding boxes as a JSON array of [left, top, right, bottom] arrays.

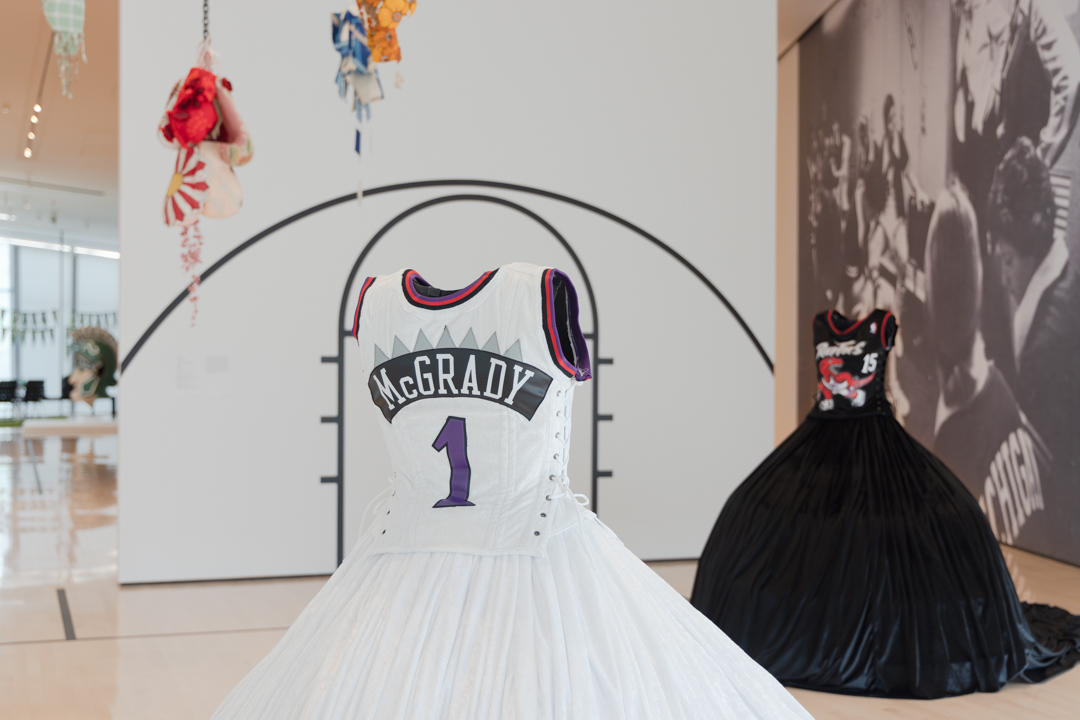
[[1, 431, 1077, 719]]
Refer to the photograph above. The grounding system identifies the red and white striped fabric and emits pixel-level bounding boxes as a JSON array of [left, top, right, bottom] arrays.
[[163, 146, 209, 227]]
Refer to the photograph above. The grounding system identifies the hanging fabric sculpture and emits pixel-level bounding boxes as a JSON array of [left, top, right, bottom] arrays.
[[332, 1, 416, 156], [159, 37, 253, 323], [40, 0, 87, 98], [67, 327, 119, 406], [364, 0, 415, 62], [333, 9, 382, 117]]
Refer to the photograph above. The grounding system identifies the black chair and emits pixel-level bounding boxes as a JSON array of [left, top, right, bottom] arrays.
[[0, 381, 18, 419], [61, 376, 74, 417], [23, 381, 46, 403], [23, 380, 46, 417]]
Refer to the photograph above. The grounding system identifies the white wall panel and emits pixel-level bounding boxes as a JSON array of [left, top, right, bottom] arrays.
[[776, 45, 801, 442]]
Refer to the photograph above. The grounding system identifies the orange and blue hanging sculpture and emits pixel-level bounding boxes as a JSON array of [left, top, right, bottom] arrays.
[[159, 1, 253, 324], [333, 1, 416, 156], [365, 0, 416, 63]]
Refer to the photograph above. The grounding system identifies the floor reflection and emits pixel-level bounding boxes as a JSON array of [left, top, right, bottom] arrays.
[[0, 429, 1077, 718], [0, 432, 118, 589]]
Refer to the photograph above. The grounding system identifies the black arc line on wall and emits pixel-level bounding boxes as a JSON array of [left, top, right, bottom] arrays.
[[117, 179, 775, 566], [120, 179, 774, 374], [323, 194, 606, 565]]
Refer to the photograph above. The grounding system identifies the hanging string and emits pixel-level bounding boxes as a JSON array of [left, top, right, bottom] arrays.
[[195, 0, 218, 71]]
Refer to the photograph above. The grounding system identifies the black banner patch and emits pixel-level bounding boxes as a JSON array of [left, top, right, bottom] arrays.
[[369, 348, 553, 422]]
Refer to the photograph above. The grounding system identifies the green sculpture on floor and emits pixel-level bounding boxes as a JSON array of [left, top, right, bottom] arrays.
[[67, 327, 118, 406]]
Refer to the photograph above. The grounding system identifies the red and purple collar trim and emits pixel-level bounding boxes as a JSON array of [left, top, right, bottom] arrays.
[[402, 269, 497, 309]]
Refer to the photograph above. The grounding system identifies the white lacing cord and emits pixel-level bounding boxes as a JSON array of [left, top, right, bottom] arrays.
[[552, 390, 589, 508], [358, 474, 395, 540]]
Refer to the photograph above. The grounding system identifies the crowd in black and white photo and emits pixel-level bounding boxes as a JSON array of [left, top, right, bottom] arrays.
[[801, 0, 1080, 562]]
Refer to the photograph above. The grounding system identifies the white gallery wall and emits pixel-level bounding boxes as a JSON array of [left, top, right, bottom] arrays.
[[119, 0, 777, 582], [775, 45, 801, 442]]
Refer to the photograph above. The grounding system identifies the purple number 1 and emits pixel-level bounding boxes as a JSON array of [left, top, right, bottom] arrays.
[[432, 416, 475, 508]]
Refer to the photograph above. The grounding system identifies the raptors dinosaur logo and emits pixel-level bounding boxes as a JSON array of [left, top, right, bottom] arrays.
[[817, 357, 875, 410]]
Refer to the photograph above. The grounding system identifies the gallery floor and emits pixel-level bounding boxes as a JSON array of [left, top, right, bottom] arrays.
[[1, 433, 1077, 719]]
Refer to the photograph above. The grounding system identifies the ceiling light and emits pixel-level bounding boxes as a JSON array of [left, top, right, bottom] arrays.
[[0, 214, 15, 222], [33, 104, 41, 113], [23, 202, 30, 210], [30, 115, 38, 124], [23, 148, 32, 158], [27, 131, 35, 140]]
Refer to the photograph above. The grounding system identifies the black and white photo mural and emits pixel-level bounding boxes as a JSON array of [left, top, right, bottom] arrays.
[[798, 0, 1080, 565]]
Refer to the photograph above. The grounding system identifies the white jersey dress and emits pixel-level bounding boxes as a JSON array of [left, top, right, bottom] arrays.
[[210, 262, 813, 720]]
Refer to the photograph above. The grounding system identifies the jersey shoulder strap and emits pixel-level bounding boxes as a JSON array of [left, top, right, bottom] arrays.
[[874, 309, 897, 350], [351, 276, 377, 341], [539, 267, 591, 381]]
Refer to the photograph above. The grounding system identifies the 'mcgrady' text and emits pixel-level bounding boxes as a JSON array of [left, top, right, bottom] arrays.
[[369, 347, 553, 422]]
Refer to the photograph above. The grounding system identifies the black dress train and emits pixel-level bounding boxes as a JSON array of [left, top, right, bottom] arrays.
[[691, 309, 1080, 699]]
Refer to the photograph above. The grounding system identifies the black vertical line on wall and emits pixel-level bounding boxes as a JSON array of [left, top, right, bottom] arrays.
[[328, 195, 604, 566]]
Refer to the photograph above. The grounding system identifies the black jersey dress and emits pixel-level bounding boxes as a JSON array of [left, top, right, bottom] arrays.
[[690, 309, 1080, 699]]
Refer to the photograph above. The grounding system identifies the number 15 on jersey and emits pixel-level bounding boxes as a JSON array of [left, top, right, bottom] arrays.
[[861, 352, 877, 374]]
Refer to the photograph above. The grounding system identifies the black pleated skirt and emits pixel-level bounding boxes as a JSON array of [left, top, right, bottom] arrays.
[[690, 413, 1080, 699]]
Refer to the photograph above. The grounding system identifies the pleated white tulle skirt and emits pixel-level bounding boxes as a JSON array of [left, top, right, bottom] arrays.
[[210, 515, 813, 719]]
